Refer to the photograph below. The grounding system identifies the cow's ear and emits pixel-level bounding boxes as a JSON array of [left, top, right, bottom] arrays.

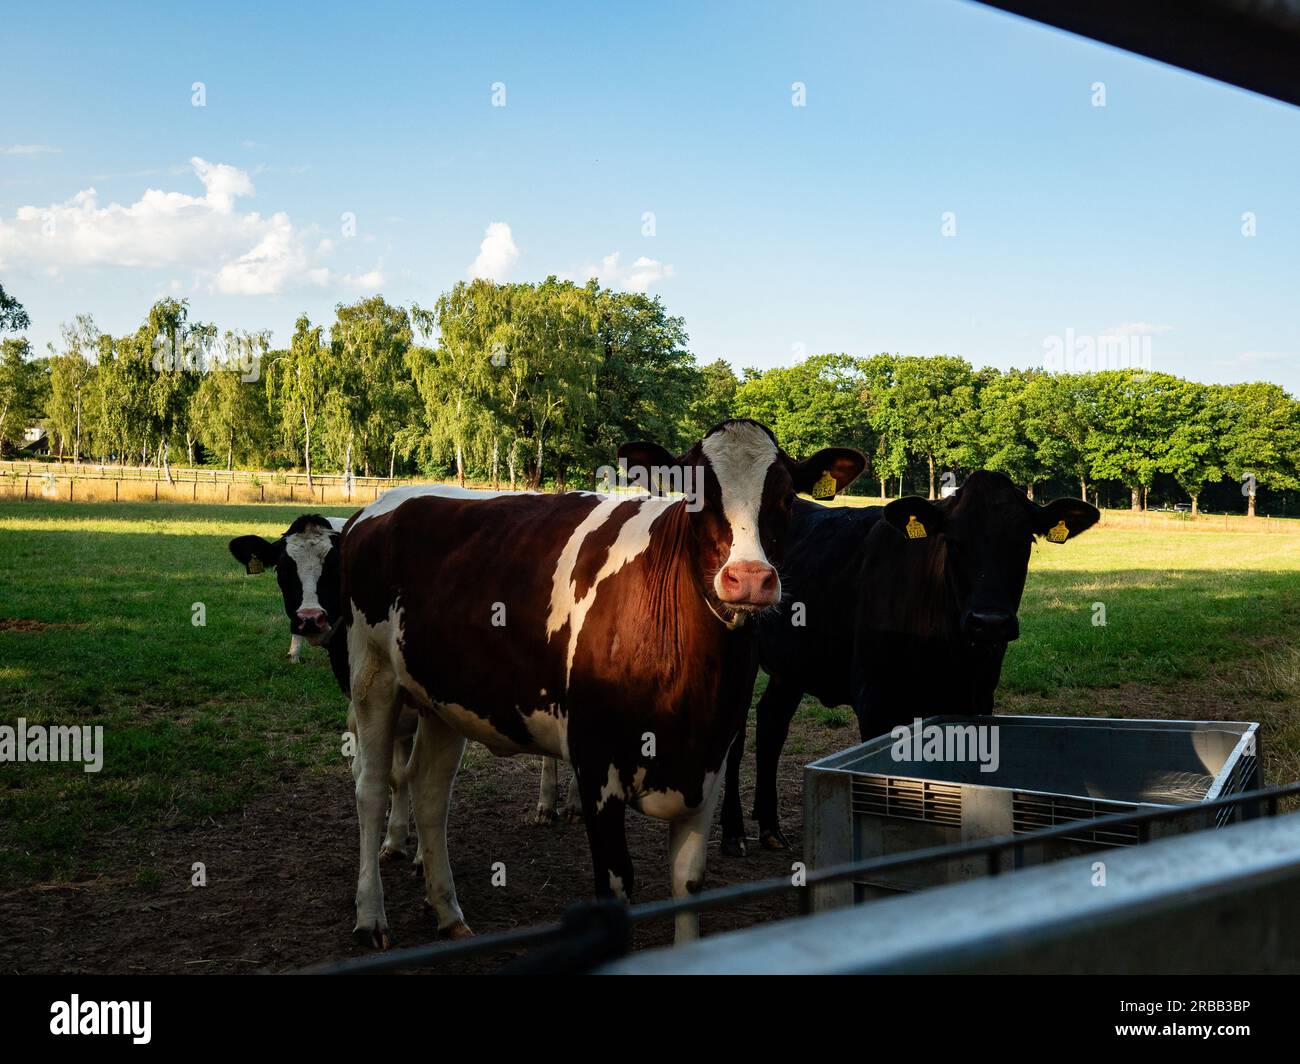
[[788, 448, 866, 499], [883, 497, 945, 540], [1033, 498, 1100, 543], [617, 440, 683, 492], [228, 535, 282, 574]]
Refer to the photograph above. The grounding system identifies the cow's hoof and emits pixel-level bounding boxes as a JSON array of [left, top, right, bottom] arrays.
[[560, 804, 582, 825], [353, 922, 391, 951], [439, 920, 474, 941], [378, 843, 407, 863], [720, 835, 748, 858], [534, 805, 557, 825], [760, 828, 790, 851]]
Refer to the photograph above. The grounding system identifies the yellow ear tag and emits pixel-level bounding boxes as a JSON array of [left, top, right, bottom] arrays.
[[905, 515, 927, 540], [248, 556, 265, 574], [811, 470, 837, 500], [1046, 520, 1070, 543]]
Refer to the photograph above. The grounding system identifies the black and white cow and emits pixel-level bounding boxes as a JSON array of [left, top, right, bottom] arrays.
[[228, 513, 417, 862], [228, 514, 348, 665], [339, 420, 864, 947], [719, 470, 1100, 854]]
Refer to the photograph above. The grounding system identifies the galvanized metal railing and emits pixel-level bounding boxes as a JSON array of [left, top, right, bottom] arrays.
[[302, 781, 1300, 975]]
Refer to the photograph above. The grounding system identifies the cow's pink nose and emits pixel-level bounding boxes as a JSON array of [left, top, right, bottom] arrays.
[[297, 607, 327, 628], [718, 562, 779, 606]]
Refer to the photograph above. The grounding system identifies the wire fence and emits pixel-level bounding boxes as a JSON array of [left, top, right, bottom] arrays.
[[301, 779, 1300, 975]]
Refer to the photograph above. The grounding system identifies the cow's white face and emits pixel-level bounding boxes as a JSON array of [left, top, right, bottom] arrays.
[[699, 421, 784, 608], [618, 419, 867, 621], [229, 514, 344, 644], [282, 523, 339, 642]]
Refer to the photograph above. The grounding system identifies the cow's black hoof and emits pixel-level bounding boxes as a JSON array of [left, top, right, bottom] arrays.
[[353, 922, 391, 951], [760, 828, 790, 851], [378, 843, 407, 863], [720, 835, 748, 858]]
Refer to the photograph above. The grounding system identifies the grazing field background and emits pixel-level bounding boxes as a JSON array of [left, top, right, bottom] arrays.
[[0, 498, 1297, 972]]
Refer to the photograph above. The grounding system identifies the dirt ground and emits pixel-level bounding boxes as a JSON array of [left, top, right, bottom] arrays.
[[0, 715, 844, 975]]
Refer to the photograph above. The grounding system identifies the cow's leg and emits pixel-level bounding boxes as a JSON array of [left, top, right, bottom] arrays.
[[535, 756, 559, 824], [287, 632, 303, 663], [575, 761, 634, 902], [408, 711, 471, 938], [379, 733, 412, 861], [719, 724, 748, 857], [351, 646, 401, 949], [668, 761, 726, 944], [557, 761, 582, 823], [753, 677, 804, 850]]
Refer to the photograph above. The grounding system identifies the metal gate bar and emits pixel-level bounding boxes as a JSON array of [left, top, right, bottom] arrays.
[[304, 780, 1300, 974]]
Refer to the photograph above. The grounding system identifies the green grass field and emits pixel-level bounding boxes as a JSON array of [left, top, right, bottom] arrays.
[[1, 499, 1298, 886]]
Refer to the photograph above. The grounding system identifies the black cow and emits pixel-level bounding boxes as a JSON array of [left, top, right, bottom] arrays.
[[719, 470, 1100, 855]]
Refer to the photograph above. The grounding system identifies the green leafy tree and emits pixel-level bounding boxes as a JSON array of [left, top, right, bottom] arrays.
[[265, 316, 329, 488], [507, 278, 600, 489], [1163, 380, 1226, 515], [323, 296, 415, 481], [969, 369, 1044, 496], [145, 299, 207, 479], [0, 338, 42, 454], [190, 331, 273, 469], [682, 359, 739, 441], [1025, 373, 1100, 502], [0, 284, 30, 334], [1084, 370, 1167, 510], [877, 355, 977, 498], [409, 282, 507, 486], [857, 354, 903, 499], [46, 315, 99, 461], [585, 285, 695, 467], [1219, 382, 1300, 517], [95, 327, 155, 465], [732, 353, 873, 463]]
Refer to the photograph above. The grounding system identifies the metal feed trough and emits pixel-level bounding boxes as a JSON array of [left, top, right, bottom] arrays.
[[804, 715, 1261, 909]]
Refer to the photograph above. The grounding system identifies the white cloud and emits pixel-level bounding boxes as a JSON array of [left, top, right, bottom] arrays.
[[213, 214, 308, 295], [0, 156, 346, 295], [581, 251, 674, 293], [468, 221, 518, 281], [343, 266, 385, 290], [1, 144, 61, 156], [1236, 351, 1295, 365], [1101, 322, 1173, 337]]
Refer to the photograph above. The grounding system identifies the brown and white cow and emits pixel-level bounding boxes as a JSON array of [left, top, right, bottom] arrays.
[[340, 420, 864, 947]]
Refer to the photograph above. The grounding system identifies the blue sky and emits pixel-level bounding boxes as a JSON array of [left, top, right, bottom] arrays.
[[2, 0, 1298, 392]]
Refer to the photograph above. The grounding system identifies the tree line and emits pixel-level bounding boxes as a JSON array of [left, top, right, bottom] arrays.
[[1, 279, 1297, 515]]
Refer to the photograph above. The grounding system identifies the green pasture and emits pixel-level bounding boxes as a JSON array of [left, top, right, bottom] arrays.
[[0, 499, 1297, 885]]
